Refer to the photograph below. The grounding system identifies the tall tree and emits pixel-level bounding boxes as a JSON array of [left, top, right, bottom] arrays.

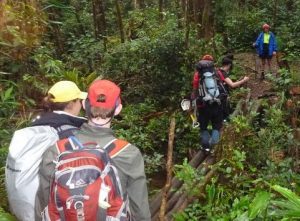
[[175, 0, 183, 28], [159, 0, 163, 21], [202, 0, 214, 40], [115, 0, 125, 43], [272, 0, 278, 28], [71, 0, 86, 36], [133, 0, 145, 9], [194, 0, 205, 39], [92, 0, 107, 49], [183, 0, 190, 48]]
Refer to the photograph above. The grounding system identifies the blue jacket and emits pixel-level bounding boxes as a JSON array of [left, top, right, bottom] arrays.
[[255, 32, 277, 56]]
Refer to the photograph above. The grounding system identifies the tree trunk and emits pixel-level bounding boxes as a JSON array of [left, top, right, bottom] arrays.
[[286, 0, 294, 11], [71, 0, 86, 36], [159, 0, 163, 21], [195, 0, 204, 38], [0, 0, 6, 30], [272, 0, 278, 29], [133, 0, 145, 9], [137, 0, 145, 9], [175, 0, 183, 28], [92, 0, 107, 50], [159, 114, 176, 221], [202, 0, 214, 40], [184, 0, 190, 48], [115, 0, 125, 43]]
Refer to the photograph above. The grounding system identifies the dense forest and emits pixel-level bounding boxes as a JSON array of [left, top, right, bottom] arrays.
[[0, 0, 299, 220]]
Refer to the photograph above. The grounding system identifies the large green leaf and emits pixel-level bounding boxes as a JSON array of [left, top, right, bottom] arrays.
[[270, 185, 300, 219], [272, 185, 300, 209], [248, 191, 271, 219]]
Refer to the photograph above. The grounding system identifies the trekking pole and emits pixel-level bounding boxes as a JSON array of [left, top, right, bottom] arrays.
[[252, 44, 259, 79]]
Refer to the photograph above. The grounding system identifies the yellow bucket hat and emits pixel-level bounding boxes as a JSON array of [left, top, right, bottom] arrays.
[[48, 81, 87, 102]]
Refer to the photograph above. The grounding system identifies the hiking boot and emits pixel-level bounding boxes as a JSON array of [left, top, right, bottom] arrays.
[[201, 146, 212, 153]]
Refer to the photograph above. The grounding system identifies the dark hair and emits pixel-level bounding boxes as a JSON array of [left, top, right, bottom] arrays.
[[222, 57, 233, 66], [87, 94, 116, 119], [224, 53, 234, 60], [43, 94, 78, 112]]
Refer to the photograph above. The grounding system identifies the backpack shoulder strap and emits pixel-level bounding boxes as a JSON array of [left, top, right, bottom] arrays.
[[56, 138, 69, 154], [56, 125, 79, 139], [217, 69, 225, 81], [106, 139, 130, 158]]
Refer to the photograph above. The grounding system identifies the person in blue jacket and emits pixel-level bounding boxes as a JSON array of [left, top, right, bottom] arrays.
[[253, 23, 277, 80]]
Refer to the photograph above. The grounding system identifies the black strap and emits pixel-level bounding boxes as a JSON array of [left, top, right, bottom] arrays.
[[56, 125, 79, 139]]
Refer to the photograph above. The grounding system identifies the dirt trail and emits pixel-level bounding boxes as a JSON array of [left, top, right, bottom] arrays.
[[235, 52, 275, 99]]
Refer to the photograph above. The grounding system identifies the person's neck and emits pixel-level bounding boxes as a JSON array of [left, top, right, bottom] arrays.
[[221, 66, 230, 73], [88, 117, 112, 128]]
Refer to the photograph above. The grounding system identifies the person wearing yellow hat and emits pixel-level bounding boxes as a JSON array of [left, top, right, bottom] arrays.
[[5, 81, 87, 221], [42, 80, 87, 117]]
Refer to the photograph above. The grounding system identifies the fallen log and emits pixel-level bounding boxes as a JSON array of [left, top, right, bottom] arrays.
[[165, 167, 217, 220], [230, 99, 244, 118], [152, 154, 214, 220], [150, 150, 206, 216]]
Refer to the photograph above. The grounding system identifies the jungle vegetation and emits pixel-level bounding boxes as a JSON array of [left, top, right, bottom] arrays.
[[0, 0, 299, 220]]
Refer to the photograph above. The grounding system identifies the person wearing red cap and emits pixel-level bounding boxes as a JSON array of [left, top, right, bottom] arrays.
[[35, 79, 151, 221], [192, 54, 215, 93], [253, 23, 278, 80]]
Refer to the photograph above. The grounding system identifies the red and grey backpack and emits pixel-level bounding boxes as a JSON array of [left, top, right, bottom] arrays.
[[196, 60, 222, 104], [42, 136, 130, 221]]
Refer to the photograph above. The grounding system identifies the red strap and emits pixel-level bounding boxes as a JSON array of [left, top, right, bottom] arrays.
[[217, 69, 225, 81], [192, 72, 199, 90], [56, 138, 70, 153], [109, 139, 129, 158]]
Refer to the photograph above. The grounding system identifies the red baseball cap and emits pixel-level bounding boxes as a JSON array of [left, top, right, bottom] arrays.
[[88, 79, 121, 109], [201, 54, 214, 61], [262, 23, 270, 30]]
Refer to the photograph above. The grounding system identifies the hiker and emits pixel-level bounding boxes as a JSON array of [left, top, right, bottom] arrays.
[[191, 55, 224, 152], [253, 23, 278, 80], [35, 79, 151, 221], [217, 57, 249, 120], [5, 81, 87, 221]]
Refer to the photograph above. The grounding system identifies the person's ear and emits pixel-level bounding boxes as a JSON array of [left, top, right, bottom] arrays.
[[82, 99, 86, 110], [114, 104, 123, 116]]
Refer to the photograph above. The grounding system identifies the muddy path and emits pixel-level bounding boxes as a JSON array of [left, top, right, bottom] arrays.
[[235, 52, 275, 99]]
